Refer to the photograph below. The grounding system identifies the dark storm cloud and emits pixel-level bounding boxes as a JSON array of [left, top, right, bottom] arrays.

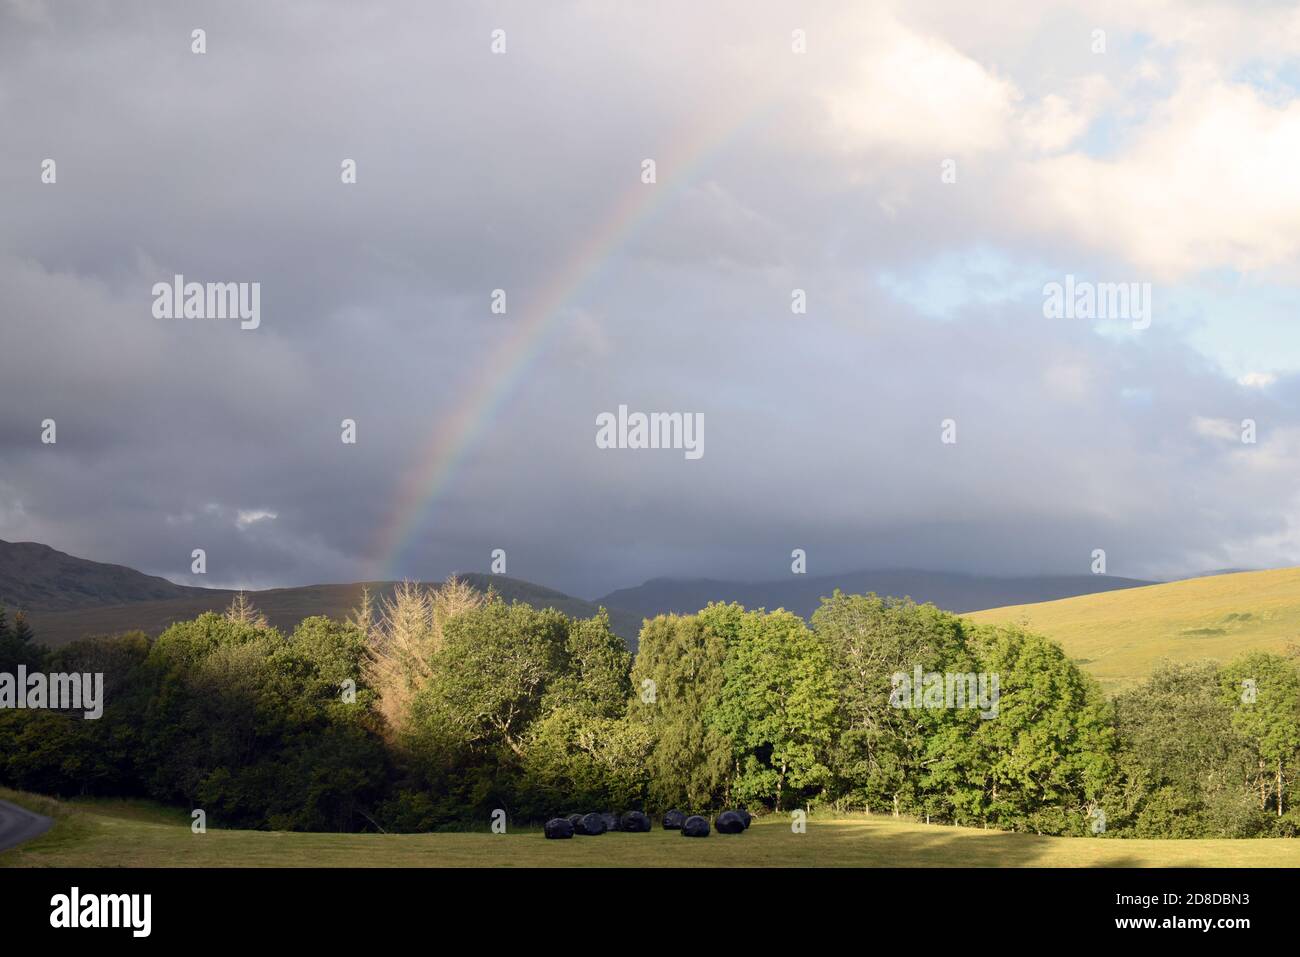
[[2, 0, 1298, 597]]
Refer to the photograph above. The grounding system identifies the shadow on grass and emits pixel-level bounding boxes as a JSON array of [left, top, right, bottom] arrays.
[[801, 816, 1173, 868]]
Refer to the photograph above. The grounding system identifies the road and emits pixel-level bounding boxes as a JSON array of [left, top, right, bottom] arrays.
[[0, 798, 53, 853]]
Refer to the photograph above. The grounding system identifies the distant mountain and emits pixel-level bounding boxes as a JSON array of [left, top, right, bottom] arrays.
[[0, 539, 205, 611], [1, 539, 643, 647], [599, 570, 1157, 623], [5, 540, 1155, 653], [457, 574, 642, 643], [27, 576, 644, 650]]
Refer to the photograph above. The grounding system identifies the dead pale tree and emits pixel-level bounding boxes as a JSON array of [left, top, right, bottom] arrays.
[[348, 585, 375, 640], [225, 590, 269, 628], [363, 577, 485, 735]]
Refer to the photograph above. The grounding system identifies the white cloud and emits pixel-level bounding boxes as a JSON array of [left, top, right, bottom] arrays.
[[6, 0, 1300, 590], [823, 18, 1019, 154], [806, 4, 1300, 282], [236, 510, 278, 529], [1239, 371, 1277, 388], [1025, 72, 1300, 278]]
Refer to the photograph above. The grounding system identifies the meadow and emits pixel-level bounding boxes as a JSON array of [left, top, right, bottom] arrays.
[[966, 567, 1300, 691], [2, 789, 1297, 868]]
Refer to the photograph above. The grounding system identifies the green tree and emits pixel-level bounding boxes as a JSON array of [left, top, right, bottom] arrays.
[[282, 615, 371, 701], [0, 608, 44, 671], [811, 592, 966, 816], [547, 608, 632, 719], [629, 607, 735, 810], [713, 609, 837, 810], [513, 608, 647, 817], [138, 611, 386, 831], [414, 600, 568, 760], [518, 709, 653, 816], [965, 623, 1115, 834], [1221, 653, 1300, 818], [1112, 659, 1254, 837], [12, 610, 33, 644]]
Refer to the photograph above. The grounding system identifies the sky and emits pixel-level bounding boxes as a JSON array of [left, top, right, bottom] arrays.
[[2, 0, 1300, 599]]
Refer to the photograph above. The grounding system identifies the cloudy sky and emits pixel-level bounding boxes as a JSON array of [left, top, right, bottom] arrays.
[[2, 0, 1300, 598]]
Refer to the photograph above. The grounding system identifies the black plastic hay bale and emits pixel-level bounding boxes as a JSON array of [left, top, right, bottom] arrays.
[[715, 810, 746, 834], [662, 809, 686, 830], [565, 813, 583, 828], [575, 812, 607, 835], [620, 810, 651, 832], [738, 809, 752, 828], [681, 815, 710, 837], [599, 811, 621, 832], [544, 817, 575, 839]]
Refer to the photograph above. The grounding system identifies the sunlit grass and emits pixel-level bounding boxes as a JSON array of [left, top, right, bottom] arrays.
[[3, 789, 1297, 868], [966, 567, 1300, 692]]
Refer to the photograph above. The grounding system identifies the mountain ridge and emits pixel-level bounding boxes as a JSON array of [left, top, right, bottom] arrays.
[[0, 539, 207, 611], [3, 539, 1158, 651], [599, 568, 1158, 622]]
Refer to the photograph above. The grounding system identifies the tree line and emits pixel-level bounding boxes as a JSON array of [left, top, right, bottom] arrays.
[[1, 583, 1298, 838]]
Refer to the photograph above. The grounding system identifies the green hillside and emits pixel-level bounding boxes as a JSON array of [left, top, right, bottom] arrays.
[[3, 789, 1295, 868], [965, 567, 1300, 691]]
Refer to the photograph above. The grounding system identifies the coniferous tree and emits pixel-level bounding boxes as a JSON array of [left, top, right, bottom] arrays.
[[225, 590, 269, 628], [348, 586, 375, 640], [0, 608, 43, 671], [364, 578, 485, 735]]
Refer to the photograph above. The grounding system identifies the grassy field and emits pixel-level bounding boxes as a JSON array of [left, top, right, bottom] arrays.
[[966, 567, 1300, 692], [3, 789, 1297, 867]]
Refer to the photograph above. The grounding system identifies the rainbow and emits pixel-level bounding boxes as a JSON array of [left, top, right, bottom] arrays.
[[370, 104, 776, 580]]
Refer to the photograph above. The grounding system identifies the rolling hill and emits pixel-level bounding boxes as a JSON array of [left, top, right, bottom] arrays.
[[26, 539, 1277, 684], [24, 576, 643, 650], [600, 570, 1155, 622], [0, 539, 205, 611], [5, 539, 1167, 655], [1, 539, 644, 647], [965, 566, 1300, 691]]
